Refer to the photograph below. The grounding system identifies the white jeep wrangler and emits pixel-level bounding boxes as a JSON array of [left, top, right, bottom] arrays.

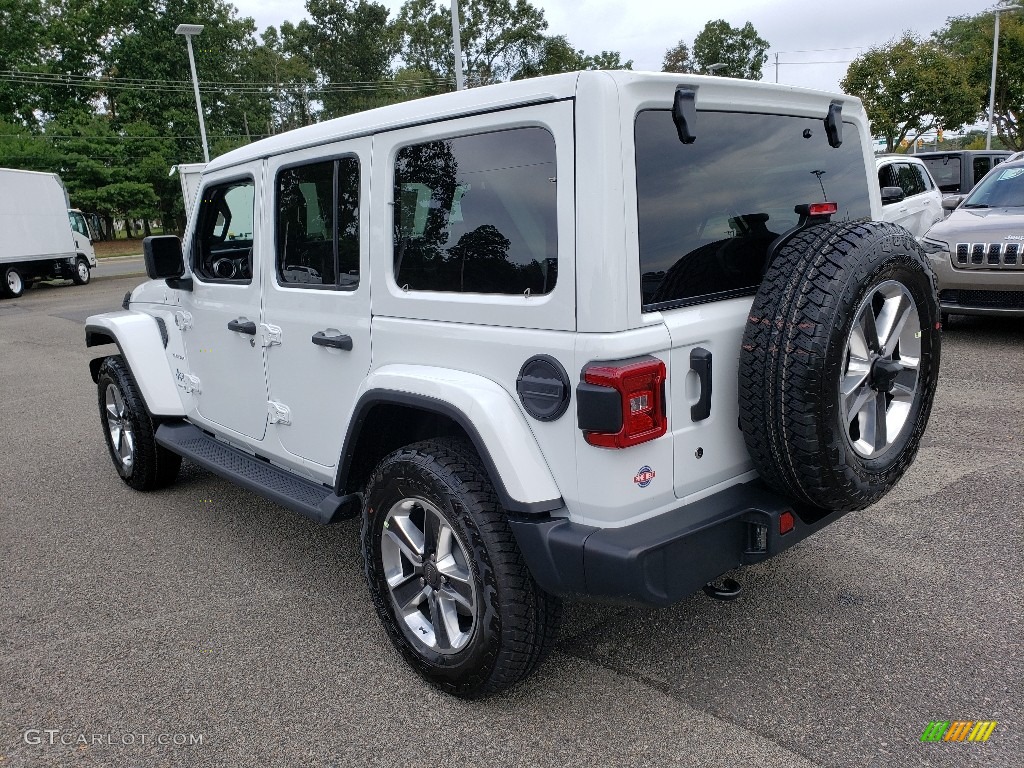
[[85, 71, 941, 697]]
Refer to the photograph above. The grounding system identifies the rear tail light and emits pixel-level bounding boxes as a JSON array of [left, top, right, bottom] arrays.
[[808, 202, 838, 216], [581, 357, 667, 448]]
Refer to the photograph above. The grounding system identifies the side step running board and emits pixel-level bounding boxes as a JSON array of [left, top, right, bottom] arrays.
[[155, 422, 360, 524]]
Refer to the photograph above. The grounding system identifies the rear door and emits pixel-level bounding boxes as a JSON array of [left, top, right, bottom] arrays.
[[631, 108, 873, 500]]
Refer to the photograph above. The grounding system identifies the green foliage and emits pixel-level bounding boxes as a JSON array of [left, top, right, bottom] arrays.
[[662, 41, 693, 74], [935, 11, 1024, 151], [514, 35, 632, 79], [841, 34, 980, 152], [398, 0, 547, 84], [693, 20, 768, 79], [291, 0, 402, 117], [663, 20, 768, 79]]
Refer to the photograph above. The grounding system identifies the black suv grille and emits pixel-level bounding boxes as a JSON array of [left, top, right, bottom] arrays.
[[941, 289, 1024, 309], [953, 242, 1024, 270]]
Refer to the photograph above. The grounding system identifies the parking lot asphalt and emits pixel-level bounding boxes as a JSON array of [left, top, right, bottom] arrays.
[[1, 276, 1021, 768]]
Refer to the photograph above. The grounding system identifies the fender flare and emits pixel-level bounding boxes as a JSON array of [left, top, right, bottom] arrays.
[[337, 365, 563, 516], [85, 311, 186, 417]]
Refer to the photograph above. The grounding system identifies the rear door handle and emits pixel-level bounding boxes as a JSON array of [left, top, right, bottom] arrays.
[[227, 318, 257, 335], [311, 331, 353, 351], [690, 347, 712, 422]]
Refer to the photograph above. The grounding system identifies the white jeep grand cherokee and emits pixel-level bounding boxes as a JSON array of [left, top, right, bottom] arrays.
[[86, 71, 941, 697]]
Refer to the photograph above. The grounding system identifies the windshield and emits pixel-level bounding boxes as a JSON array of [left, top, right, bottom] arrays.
[[962, 164, 1024, 208]]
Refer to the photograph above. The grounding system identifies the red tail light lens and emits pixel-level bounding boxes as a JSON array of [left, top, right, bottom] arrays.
[[583, 358, 667, 448], [808, 202, 838, 216]]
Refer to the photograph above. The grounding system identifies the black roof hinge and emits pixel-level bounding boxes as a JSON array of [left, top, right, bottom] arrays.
[[672, 86, 698, 144], [825, 101, 843, 148]]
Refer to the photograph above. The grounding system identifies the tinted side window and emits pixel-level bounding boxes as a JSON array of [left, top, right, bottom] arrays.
[[276, 156, 360, 289], [393, 127, 557, 295], [913, 164, 933, 191], [878, 164, 898, 191], [897, 163, 926, 197], [636, 110, 871, 311], [193, 179, 255, 283], [974, 157, 991, 185]]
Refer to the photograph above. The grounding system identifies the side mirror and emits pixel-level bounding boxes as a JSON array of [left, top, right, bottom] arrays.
[[880, 186, 905, 206], [942, 195, 964, 211], [142, 235, 192, 290]]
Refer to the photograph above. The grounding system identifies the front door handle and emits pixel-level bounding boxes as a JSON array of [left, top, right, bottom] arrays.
[[311, 331, 353, 351], [690, 347, 712, 422], [227, 318, 257, 335]]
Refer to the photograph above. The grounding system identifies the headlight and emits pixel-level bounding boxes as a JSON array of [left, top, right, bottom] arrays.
[[920, 239, 948, 255]]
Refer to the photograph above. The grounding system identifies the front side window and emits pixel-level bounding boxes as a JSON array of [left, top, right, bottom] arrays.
[[393, 127, 557, 295], [635, 110, 871, 311], [193, 179, 255, 283], [69, 212, 90, 239]]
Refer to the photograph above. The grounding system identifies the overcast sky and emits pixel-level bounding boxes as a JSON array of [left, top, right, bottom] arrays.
[[232, 0, 993, 93]]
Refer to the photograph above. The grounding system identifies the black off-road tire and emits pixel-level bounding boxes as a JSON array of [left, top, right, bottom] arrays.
[[2, 265, 25, 298], [738, 221, 941, 511], [72, 256, 91, 285], [96, 355, 181, 491], [362, 437, 561, 698]]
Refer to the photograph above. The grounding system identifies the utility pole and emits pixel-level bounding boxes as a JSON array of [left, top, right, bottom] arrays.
[[986, 4, 1021, 149], [450, 0, 465, 90]]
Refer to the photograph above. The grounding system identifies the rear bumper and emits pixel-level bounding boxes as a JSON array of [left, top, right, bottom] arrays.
[[509, 481, 847, 607]]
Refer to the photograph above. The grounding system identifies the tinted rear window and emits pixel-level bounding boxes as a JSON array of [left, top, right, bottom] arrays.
[[636, 110, 870, 311], [922, 157, 962, 192]]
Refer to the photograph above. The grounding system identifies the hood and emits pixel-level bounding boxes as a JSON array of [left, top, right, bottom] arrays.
[[926, 206, 1024, 245]]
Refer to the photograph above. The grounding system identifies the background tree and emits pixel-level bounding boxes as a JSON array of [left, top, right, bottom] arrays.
[[841, 33, 980, 152], [398, 0, 547, 85], [662, 41, 693, 74], [692, 20, 768, 79], [662, 21, 768, 78], [514, 34, 632, 79], [936, 11, 1024, 150], [291, 0, 402, 118]]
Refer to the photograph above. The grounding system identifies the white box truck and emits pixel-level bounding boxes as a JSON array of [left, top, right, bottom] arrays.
[[0, 168, 97, 298]]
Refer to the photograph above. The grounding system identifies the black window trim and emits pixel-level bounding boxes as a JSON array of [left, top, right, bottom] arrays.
[[191, 172, 257, 286], [273, 152, 362, 292]]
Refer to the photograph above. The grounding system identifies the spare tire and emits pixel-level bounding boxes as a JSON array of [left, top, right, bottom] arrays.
[[738, 221, 940, 511]]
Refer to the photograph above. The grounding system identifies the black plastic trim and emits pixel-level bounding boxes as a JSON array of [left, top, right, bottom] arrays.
[[509, 480, 846, 607], [825, 101, 844, 148], [336, 390, 563, 516], [516, 354, 571, 422], [576, 382, 622, 433], [689, 346, 712, 421], [156, 422, 360, 524], [672, 86, 698, 144]]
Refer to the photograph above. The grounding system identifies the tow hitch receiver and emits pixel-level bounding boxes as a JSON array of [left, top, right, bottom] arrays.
[[703, 578, 742, 601]]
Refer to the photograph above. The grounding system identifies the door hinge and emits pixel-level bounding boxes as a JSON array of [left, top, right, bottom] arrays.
[[260, 323, 282, 348], [267, 400, 291, 425], [178, 372, 201, 394], [174, 310, 193, 331]]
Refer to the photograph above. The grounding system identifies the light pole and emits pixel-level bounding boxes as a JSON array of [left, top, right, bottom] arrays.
[[175, 23, 210, 163], [987, 3, 1020, 150], [450, 0, 465, 90]]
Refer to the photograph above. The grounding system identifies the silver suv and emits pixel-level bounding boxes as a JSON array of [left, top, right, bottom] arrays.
[[923, 157, 1024, 318], [84, 72, 941, 697]]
